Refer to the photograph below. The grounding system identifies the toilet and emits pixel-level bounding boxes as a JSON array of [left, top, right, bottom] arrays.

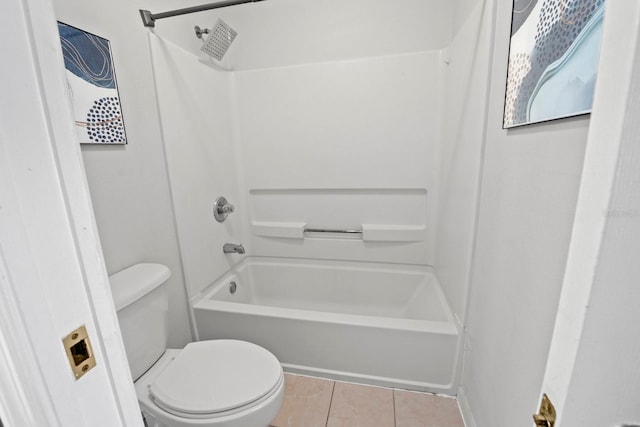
[[109, 263, 285, 427]]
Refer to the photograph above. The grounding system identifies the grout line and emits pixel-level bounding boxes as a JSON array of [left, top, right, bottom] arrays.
[[392, 389, 397, 427], [284, 373, 461, 427], [324, 380, 336, 427]]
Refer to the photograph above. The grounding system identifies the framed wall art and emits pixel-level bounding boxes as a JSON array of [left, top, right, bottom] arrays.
[[503, 0, 606, 128], [57, 22, 127, 144]]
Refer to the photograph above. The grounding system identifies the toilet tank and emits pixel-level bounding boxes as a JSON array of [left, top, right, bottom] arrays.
[[109, 263, 171, 380]]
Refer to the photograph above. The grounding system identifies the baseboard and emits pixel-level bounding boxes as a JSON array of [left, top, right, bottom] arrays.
[[457, 386, 478, 427]]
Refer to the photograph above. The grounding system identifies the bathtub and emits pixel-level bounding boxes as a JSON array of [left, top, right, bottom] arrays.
[[193, 257, 460, 393]]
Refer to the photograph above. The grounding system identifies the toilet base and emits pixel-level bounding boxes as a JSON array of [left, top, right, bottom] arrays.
[[135, 349, 284, 427]]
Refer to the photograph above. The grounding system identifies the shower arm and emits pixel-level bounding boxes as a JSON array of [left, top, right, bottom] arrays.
[[140, 0, 266, 28]]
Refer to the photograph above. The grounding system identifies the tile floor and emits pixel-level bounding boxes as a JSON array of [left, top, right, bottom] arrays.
[[270, 374, 465, 427]]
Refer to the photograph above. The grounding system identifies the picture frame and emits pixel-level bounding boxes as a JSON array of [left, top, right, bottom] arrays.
[[503, 0, 606, 128], [57, 22, 127, 144]]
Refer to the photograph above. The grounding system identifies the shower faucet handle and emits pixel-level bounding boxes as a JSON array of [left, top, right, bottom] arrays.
[[214, 196, 235, 222], [220, 204, 235, 214]]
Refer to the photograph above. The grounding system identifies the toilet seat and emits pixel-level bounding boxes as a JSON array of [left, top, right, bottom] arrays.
[[149, 340, 283, 419]]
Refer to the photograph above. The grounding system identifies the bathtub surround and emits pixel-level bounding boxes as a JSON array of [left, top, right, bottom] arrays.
[[148, 0, 533, 410], [148, 0, 476, 398], [148, 36, 245, 303], [148, 0, 474, 313], [435, 0, 493, 328]]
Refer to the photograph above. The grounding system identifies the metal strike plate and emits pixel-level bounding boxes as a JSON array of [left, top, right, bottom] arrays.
[[533, 394, 556, 427], [63, 325, 96, 380]]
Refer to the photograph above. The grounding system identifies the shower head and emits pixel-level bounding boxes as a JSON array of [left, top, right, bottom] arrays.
[[198, 18, 237, 61], [194, 25, 209, 39]]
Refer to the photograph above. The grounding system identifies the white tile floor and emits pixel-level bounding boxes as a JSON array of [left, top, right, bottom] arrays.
[[270, 374, 465, 427]]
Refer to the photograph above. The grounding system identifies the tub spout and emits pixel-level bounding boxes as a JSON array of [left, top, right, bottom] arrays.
[[223, 243, 245, 254]]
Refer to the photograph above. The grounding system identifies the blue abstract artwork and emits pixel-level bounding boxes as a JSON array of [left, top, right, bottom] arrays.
[[57, 22, 127, 144], [503, 0, 606, 128]]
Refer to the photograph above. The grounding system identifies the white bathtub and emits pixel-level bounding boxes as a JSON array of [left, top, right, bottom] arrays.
[[193, 257, 460, 393]]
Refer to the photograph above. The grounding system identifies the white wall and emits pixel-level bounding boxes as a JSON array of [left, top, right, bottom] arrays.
[[53, 0, 192, 348], [459, 0, 590, 425]]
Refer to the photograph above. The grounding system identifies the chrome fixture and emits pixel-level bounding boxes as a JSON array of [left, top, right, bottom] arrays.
[[139, 0, 266, 28], [214, 196, 235, 222], [199, 19, 238, 61], [303, 227, 363, 235], [223, 243, 245, 254], [194, 25, 210, 39]]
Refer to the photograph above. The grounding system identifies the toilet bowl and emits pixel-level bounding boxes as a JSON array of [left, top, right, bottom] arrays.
[[109, 263, 284, 427], [136, 341, 284, 427]]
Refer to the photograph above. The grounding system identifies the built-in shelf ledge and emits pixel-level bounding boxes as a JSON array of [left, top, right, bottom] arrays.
[[252, 221, 306, 239], [361, 224, 427, 242], [252, 222, 426, 242]]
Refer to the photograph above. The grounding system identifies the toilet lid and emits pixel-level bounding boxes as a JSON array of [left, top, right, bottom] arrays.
[[149, 340, 282, 416]]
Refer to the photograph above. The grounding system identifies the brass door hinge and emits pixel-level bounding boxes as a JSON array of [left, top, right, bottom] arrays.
[[533, 393, 556, 427]]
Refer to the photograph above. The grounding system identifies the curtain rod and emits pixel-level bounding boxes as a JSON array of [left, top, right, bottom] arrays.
[[139, 0, 266, 27]]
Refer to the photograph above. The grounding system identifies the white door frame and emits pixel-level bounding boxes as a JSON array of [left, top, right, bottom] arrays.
[[541, 1, 640, 425], [0, 0, 141, 425]]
